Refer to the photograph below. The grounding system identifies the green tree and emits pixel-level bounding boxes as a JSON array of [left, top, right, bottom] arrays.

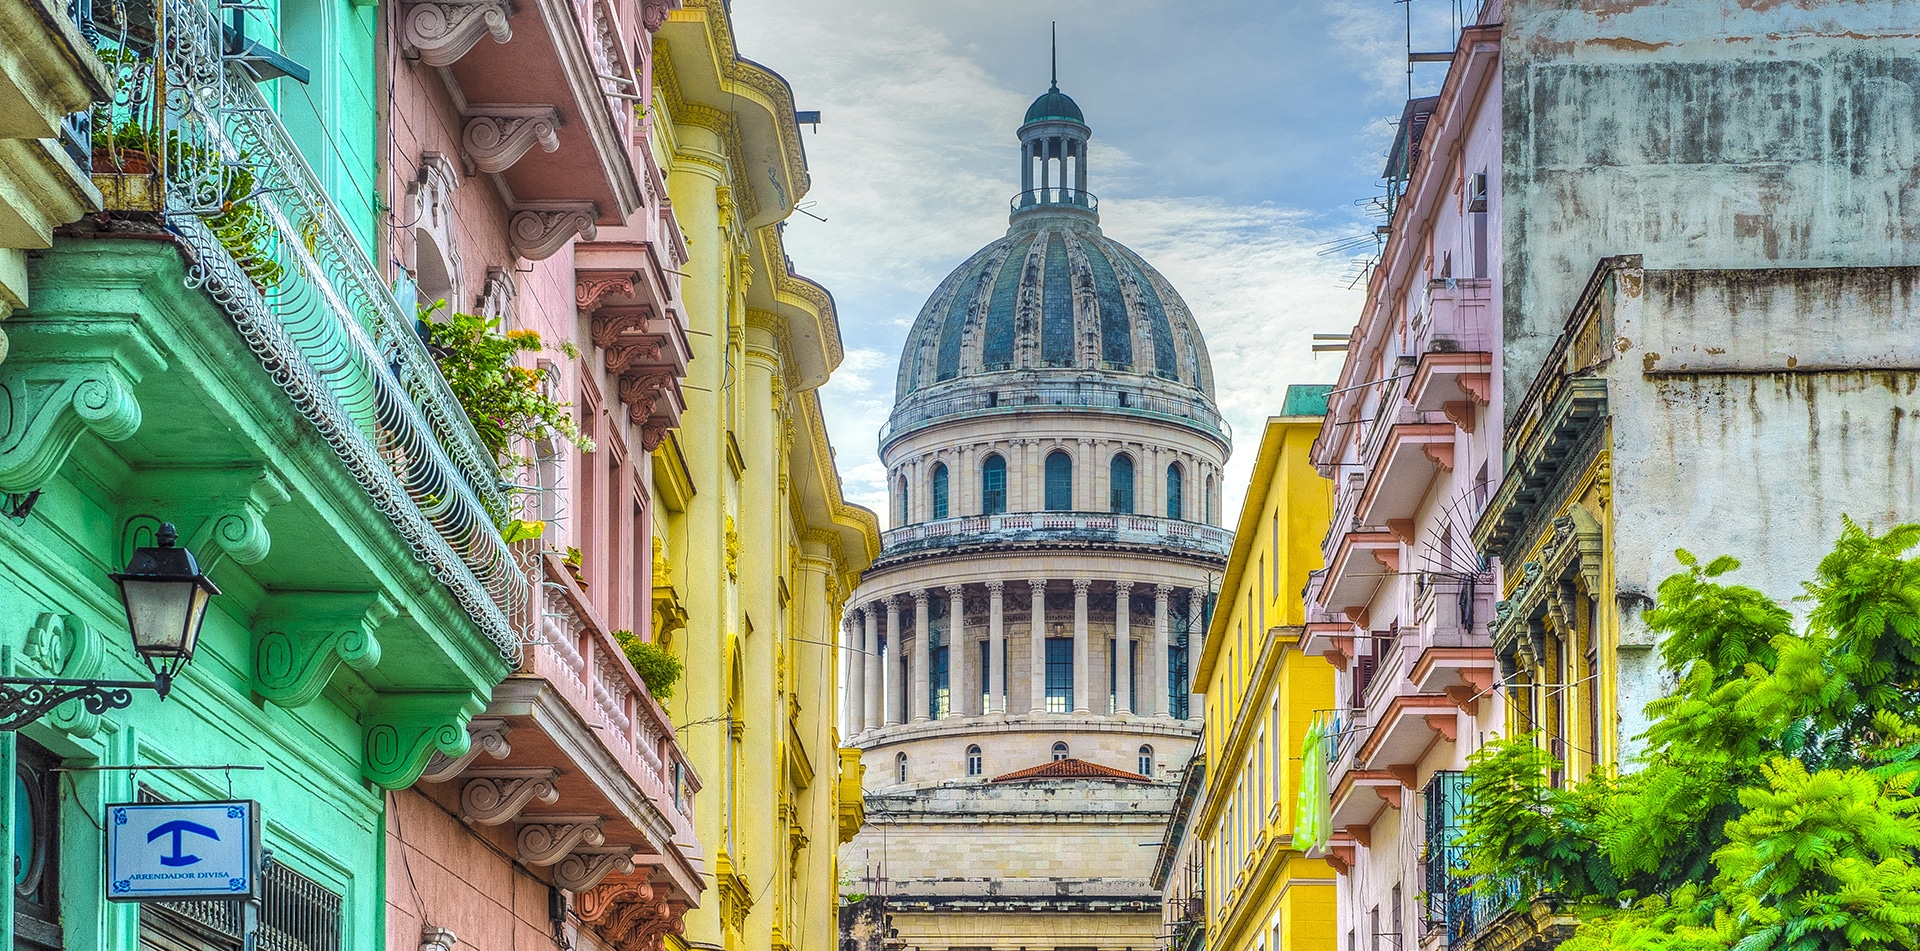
[[1455, 519, 1920, 951]]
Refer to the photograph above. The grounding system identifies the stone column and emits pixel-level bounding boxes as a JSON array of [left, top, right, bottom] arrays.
[[1029, 579, 1049, 714], [863, 607, 881, 731], [884, 596, 902, 726], [1186, 589, 1204, 719], [1072, 579, 1091, 714], [841, 616, 856, 736], [1115, 581, 1133, 716], [1077, 439, 1093, 510], [987, 581, 1006, 715], [1153, 585, 1173, 717], [912, 590, 931, 722], [947, 584, 967, 717], [1143, 446, 1159, 518]]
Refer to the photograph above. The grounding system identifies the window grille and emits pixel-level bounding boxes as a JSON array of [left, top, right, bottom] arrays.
[[136, 790, 344, 951]]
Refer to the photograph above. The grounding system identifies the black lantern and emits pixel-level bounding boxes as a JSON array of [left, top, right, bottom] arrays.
[[109, 523, 219, 696], [0, 522, 220, 730]]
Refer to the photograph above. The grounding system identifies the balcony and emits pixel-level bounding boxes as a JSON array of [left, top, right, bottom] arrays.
[[1354, 421, 1457, 528], [882, 376, 1230, 449], [1010, 187, 1098, 221], [1329, 769, 1402, 837], [1320, 531, 1400, 619], [1412, 278, 1494, 356], [874, 511, 1233, 566], [398, 0, 650, 252], [419, 553, 703, 909], [1408, 573, 1497, 709], [86, 0, 529, 655]]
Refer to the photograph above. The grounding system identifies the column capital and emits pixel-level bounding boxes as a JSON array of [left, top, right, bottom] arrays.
[[912, 589, 930, 607], [1156, 583, 1174, 597], [1071, 579, 1092, 595], [1114, 580, 1134, 594], [1028, 579, 1049, 594], [985, 579, 1005, 594], [883, 595, 900, 611], [944, 583, 964, 596]]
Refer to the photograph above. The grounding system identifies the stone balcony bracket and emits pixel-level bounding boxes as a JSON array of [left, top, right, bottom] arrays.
[[251, 592, 397, 708], [461, 106, 562, 174], [420, 718, 513, 782], [460, 767, 561, 825], [516, 815, 607, 866], [510, 202, 599, 260], [401, 0, 514, 67], [554, 846, 637, 891]]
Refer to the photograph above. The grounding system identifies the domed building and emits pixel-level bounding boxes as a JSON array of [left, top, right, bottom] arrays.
[[839, 79, 1232, 951]]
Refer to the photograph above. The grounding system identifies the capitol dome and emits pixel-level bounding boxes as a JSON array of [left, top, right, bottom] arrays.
[[885, 86, 1224, 453]]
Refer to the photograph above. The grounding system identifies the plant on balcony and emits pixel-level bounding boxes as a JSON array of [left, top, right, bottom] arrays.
[[612, 629, 682, 701], [419, 302, 592, 468], [1457, 519, 1920, 951]]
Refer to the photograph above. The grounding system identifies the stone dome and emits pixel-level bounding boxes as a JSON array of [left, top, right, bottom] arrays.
[[1024, 86, 1084, 124]]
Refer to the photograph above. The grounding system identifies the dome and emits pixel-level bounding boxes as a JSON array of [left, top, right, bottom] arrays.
[[1024, 86, 1084, 124]]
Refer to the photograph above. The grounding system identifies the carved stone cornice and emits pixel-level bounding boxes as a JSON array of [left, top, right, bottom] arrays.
[[639, 0, 675, 31], [0, 315, 154, 494], [459, 768, 560, 824], [420, 718, 511, 782], [461, 106, 561, 174], [509, 202, 598, 260], [553, 846, 636, 891], [578, 272, 640, 315], [578, 879, 653, 923], [363, 693, 481, 790], [252, 592, 397, 708], [515, 815, 605, 865], [401, 0, 513, 67], [617, 371, 676, 425]]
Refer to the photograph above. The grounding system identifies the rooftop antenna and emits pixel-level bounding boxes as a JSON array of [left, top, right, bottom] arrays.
[[1051, 21, 1058, 90]]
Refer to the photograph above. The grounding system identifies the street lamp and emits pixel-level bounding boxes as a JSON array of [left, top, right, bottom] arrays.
[[0, 523, 219, 731]]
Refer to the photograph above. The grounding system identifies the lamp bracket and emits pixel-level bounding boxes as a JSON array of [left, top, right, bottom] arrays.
[[0, 676, 158, 732]]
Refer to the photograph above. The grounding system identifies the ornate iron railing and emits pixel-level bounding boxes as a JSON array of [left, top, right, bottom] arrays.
[[878, 511, 1233, 561], [882, 378, 1230, 447], [92, 0, 529, 657], [1010, 187, 1098, 216]]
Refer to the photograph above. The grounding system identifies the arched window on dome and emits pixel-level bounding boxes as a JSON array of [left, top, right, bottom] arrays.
[[1109, 454, 1135, 514], [1139, 744, 1156, 777], [1052, 742, 1070, 762], [896, 474, 910, 526], [931, 463, 950, 520], [1045, 451, 1073, 511], [1166, 463, 1185, 520], [896, 752, 908, 784], [1205, 473, 1217, 525], [981, 454, 1007, 515], [966, 745, 983, 777]]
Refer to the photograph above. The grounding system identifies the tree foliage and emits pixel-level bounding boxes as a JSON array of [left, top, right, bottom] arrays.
[[1455, 519, 1920, 951]]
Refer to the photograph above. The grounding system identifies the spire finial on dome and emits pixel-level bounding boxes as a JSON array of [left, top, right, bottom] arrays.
[[1050, 22, 1058, 92]]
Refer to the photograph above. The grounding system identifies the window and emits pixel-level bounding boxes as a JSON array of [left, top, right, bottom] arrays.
[[896, 752, 908, 783], [1170, 609, 1191, 719], [13, 737, 61, 950], [1139, 744, 1155, 777], [981, 454, 1007, 515], [979, 639, 994, 712], [1109, 453, 1135, 514], [1166, 462, 1184, 520], [1045, 451, 1073, 511], [137, 792, 346, 951], [1052, 741, 1070, 761], [931, 462, 950, 520], [1045, 637, 1074, 712], [1205, 474, 1217, 524], [896, 474, 909, 526], [966, 745, 983, 777], [930, 632, 950, 719]]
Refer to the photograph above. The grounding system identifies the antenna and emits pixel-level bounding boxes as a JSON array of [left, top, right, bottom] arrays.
[[1050, 21, 1058, 90]]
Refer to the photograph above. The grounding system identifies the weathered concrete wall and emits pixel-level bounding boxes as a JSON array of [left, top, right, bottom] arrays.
[[1502, 1, 1920, 424]]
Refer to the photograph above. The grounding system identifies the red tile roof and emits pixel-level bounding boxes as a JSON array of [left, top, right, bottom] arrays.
[[989, 757, 1152, 784]]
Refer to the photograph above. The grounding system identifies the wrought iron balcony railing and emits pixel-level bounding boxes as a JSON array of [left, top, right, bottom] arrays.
[[89, 0, 530, 656], [1010, 187, 1098, 217]]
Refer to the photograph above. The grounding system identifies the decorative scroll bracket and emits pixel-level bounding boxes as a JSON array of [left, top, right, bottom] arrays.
[[460, 767, 559, 825], [516, 815, 605, 866], [510, 202, 598, 260], [553, 846, 636, 891], [252, 592, 396, 708], [363, 692, 484, 790], [18, 612, 109, 737], [461, 106, 561, 174], [401, 0, 513, 67], [578, 879, 654, 923], [0, 316, 158, 495], [122, 468, 292, 569], [420, 717, 512, 782]]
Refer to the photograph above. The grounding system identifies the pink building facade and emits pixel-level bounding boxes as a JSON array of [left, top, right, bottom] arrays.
[[376, 0, 703, 945], [1304, 7, 1507, 951]]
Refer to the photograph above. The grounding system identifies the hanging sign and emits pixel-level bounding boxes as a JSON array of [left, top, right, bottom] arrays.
[[105, 799, 261, 901]]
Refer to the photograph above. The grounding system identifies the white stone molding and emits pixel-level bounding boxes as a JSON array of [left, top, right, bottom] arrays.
[[460, 768, 560, 825], [553, 846, 636, 891], [401, 0, 512, 67], [420, 926, 459, 951], [462, 106, 561, 174], [509, 202, 598, 260], [476, 266, 515, 321], [419, 718, 511, 782], [516, 815, 607, 866]]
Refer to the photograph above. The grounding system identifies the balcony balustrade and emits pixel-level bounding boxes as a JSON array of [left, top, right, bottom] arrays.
[[876, 511, 1233, 564], [87, 0, 529, 655], [881, 378, 1229, 448], [1009, 187, 1098, 218]]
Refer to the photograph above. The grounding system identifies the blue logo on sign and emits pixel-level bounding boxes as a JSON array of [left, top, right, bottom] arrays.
[[147, 820, 220, 867]]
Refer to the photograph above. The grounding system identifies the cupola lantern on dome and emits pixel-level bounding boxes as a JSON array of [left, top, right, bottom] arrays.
[[1014, 25, 1095, 221]]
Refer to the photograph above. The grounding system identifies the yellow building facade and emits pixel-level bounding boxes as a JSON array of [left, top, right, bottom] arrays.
[[1187, 388, 1338, 951], [650, 4, 881, 950]]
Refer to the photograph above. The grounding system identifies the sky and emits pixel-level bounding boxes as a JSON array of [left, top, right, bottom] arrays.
[[730, 0, 1472, 526]]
